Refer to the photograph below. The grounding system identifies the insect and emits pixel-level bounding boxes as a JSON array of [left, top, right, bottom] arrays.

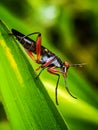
[[11, 29, 86, 105]]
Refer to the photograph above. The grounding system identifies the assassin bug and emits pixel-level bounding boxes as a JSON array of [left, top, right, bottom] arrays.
[[11, 29, 86, 105]]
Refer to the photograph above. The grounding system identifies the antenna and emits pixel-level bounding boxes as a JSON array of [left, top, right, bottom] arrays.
[[70, 63, 87, 67]]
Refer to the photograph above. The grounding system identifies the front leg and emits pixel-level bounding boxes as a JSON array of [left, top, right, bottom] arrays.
[[47, 66, 61, 105]]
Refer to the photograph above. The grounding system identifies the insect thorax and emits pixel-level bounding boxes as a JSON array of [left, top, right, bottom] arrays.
[[40, 54, 62, 68]]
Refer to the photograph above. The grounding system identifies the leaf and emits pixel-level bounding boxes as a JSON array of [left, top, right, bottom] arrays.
[[0, 5, 98, 130], [0, 20, 68, 130]]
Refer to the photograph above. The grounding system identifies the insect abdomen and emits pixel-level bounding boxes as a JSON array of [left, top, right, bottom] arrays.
[[11, 29, 36, 52], [11, 29, 52, 55]]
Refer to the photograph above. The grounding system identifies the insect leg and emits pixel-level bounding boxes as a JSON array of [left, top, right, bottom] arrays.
[[26, 50, 36, 61], [15, 31, 41, 62], [36, 33, 41, 62], [35, 67, 46, 79], [20, 32, 41, 39], [19, 32, 41, 62], [47, 66, 60, 105], [41, 57, 56, 68], [35, 56, 56, 79], [63, 76, 77, 99], [35, 57, 55, 78]]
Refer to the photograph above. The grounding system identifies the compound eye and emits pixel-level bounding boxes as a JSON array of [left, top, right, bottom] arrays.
[[64, 61, 70, 68]]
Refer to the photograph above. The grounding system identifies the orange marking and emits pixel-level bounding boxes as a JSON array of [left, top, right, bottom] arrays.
[[36, 36, 41, 62], [42, 57, 55, 67], [47, 66, 60, 74], [26, 50, 35, 61], [35, 66, 41, 71]]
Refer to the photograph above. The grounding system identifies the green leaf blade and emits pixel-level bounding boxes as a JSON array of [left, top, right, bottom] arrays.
[[0, 20, 68, 130]]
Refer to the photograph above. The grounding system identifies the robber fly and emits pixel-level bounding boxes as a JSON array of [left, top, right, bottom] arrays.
[[11, 29, 85, 105]]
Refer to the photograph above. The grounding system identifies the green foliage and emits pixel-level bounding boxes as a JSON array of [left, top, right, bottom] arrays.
[[0, 20, 68, 130], [0, 1, 98, 130]]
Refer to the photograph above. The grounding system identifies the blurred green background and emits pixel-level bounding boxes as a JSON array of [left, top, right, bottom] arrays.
[[0, 0, 98, 130]]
